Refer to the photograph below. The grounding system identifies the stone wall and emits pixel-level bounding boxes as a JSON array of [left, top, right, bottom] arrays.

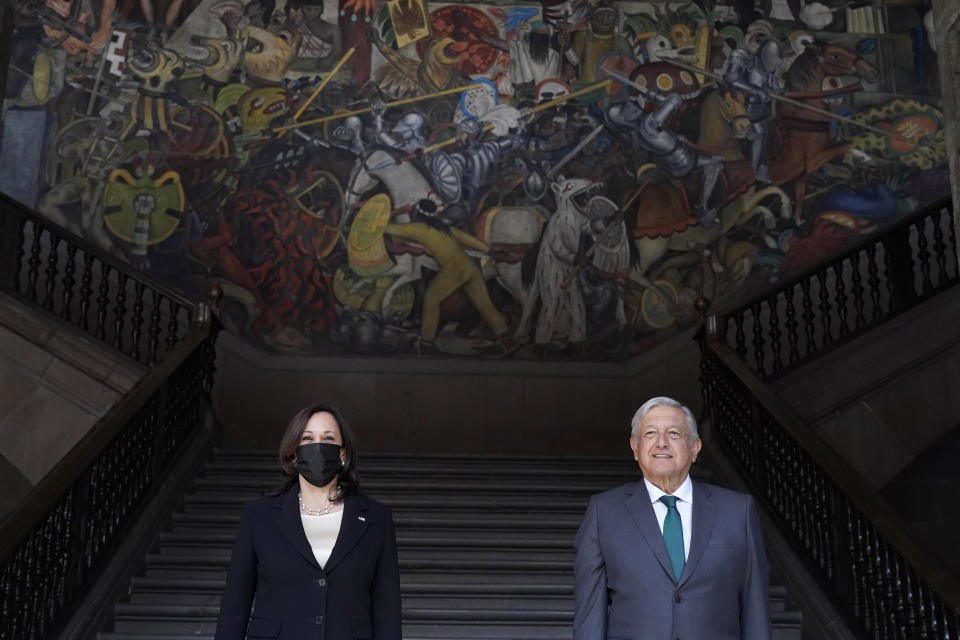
[[213, 328, 703, 455]]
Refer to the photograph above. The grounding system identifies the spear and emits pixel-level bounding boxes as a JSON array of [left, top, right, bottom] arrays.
[[272, 82, 489, 134], [659, 58, 916, 144], [547, 123, 606, 179], [367, 79, 614, 172], [290, 46, 356, 122]]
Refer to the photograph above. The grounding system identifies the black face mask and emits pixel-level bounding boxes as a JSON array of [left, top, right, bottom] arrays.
[[294, 442, 343, 488]]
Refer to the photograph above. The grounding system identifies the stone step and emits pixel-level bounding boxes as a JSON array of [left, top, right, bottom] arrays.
[[201, 460, 641, 478], [154, 545, 575, 563], [159, 530, 576, 550], [125, 575, 788, 612], [213, 450, 631, 465], [170, 512, 585, 531], [397, 625, 583, 640], [99, 631, 575, 640], [127, 578, 575, 605], [179, 494, 594, 513], [143, 553, 574, 572], [190, 477, 638, 494], [100, 635, 218, 640], [111, 605, 577, 634], [111, 604, 802, 635]]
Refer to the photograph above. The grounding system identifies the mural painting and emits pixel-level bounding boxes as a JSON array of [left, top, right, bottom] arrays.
[[0, 0, 946, 358]]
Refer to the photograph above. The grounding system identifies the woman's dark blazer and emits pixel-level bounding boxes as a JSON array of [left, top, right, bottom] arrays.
[[214, 485, 401, 640]]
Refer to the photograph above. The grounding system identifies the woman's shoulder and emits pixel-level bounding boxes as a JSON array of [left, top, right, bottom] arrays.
[[246, 484, 295, 513], [350, 492, 393, 517]]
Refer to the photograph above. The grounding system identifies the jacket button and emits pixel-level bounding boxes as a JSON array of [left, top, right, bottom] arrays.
[[317, 578, 326, 587], [674, 593, 682, 603], [315, 616, 324, 624]]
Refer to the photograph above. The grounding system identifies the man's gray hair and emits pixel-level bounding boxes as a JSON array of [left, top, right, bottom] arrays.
[[630, 396, 699, 443]]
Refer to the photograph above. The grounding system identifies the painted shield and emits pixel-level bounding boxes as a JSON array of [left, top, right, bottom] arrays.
[[347, 194, 394, 277], [641, 280, 679, 329], [428, 151, 462, 203], [103, 169, 183, 245], [32, 51, 57, 104], [457, 78, 499, 122], [292, 171, 346, 258], [596, 52, 641, 95], [533, 79, 572, 105]]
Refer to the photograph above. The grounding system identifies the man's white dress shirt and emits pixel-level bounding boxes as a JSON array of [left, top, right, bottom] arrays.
[[644, 475, 693, 560]]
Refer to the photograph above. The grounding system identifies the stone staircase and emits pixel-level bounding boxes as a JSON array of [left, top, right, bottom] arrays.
[[96, 451, 803, 640], [880, 422, 960, 580], [0, 291, 146, 520]]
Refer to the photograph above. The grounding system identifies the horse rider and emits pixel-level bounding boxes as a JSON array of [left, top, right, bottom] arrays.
[[723, 35, 785, 183], [606, 85, 723, 228]]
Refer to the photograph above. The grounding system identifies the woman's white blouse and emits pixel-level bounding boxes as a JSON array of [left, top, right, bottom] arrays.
[[300, 510, 344, 568]]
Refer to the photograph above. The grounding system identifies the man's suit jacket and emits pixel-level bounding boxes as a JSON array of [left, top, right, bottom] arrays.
[[215, 486, 401, 640], [574, 479, 771, 640]]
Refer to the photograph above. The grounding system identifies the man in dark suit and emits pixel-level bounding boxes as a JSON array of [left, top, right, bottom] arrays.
[[574, 396, 771, 640]]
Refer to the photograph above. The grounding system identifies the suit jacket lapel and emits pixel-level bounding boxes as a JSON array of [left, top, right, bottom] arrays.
[[679, 481, 717, 587], [324, 493, 370, 573], [273, 486, 322, 570], [624, 481, 676, 583]]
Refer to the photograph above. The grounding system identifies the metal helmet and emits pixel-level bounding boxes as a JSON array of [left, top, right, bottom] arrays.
[[391, 112, 425, 142], [335, 115, 363, 140], [457, 117, 483, 143], [744, 19, 774, 52], [757, 38, 783, 73]]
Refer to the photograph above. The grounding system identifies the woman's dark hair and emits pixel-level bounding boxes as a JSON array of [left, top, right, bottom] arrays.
[[275, 403, 360, 501]]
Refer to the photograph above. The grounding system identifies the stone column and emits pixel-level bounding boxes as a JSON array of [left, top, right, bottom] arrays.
[[933, 0, 960, 260]]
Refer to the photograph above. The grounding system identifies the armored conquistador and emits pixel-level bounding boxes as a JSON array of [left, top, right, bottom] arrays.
[[607, 91, 722, 227], [374, 106, 428, 155], [724, 37, 784, 183]]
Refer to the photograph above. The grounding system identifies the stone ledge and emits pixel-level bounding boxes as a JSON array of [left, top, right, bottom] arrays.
[[0, 291, 146, 394], [216, 325, 699, 379]]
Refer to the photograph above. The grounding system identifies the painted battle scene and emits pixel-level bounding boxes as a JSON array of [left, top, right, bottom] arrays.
[[0, 0, 947, 358]]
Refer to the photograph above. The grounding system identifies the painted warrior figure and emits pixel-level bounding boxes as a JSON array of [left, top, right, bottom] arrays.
[[376, 111, 428, 155], [439, 118, 525, 219], [607, 91, 723, 227], [724, 36, 784, 183], [331, 116, 367, 155]]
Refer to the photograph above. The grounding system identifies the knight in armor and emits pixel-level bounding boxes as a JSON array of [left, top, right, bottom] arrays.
[[437, 117, 526, 225], [331, 116, 366, 155], [371, 99, 429, 155], [724, 35, 784, 183], [606, 90, 723, 227], [379, 112, 428, 154], [290, 115, 364, 155]]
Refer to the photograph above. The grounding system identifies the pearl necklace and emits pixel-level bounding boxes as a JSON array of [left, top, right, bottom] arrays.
[[298, 492, 338, 516]]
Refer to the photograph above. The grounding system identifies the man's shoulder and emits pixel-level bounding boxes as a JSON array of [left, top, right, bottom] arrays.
[[586, 480, 758, 506], [694, 481, 755, 507], [589, 480, 643, 504]]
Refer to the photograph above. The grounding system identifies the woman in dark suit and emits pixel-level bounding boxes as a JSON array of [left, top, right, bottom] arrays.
[[215, 404, 401, 640]]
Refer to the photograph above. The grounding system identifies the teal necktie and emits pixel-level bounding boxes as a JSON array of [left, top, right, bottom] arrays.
[[659, 495, 685, 580]]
